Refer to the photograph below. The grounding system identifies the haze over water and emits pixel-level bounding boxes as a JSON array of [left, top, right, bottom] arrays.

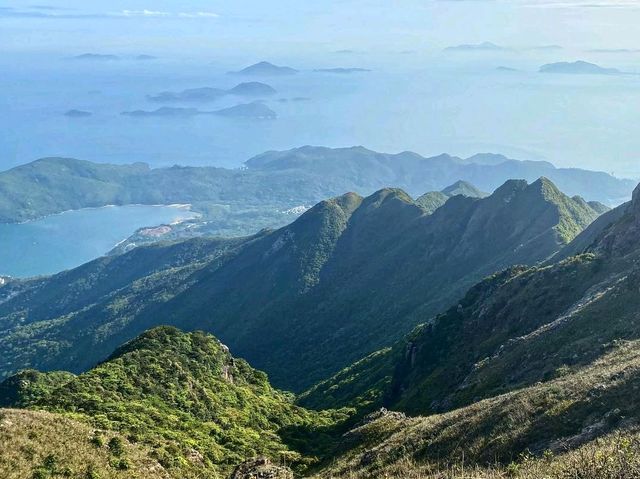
[[1, 0, 640, 178]]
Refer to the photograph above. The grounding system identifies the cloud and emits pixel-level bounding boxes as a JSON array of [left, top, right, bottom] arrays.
[[121, 10, 171, 17], [178, 12, 220, 18], [0, 7, 220, 20]]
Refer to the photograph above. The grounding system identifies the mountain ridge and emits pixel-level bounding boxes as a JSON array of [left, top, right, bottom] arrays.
[[0, 179, 603, 392]]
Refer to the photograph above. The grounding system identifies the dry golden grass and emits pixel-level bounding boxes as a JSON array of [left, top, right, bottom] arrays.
[[317, 431, 640, 478], [313, 340, 640, 479], [0, 408, 170, 479]]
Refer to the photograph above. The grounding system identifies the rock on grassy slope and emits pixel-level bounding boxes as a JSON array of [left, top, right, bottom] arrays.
[[0, 179, 603, 392]]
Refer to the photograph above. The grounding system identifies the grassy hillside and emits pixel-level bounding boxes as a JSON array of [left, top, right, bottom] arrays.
[[0, 179, 601, 392], [0, 408, 169, 479], [0, 327, 347, 478], [0, 147, 632, 225]]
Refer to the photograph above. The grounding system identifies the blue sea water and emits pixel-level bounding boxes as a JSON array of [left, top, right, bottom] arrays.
[[1, 51, 640, 277], [0, 205, 196, 278]]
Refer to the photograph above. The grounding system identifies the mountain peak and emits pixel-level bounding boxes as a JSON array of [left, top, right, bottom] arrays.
[[441, 180, 487, 198]]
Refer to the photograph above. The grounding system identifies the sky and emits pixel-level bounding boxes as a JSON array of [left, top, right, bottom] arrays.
[[3, 0, 640, 57], [1, 0, 640, 178]]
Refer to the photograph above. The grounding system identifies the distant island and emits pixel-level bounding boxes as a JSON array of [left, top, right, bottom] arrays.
[[64, 109, 92, 118], [539, 60, 621, 75], [445, 42, 507, 52], [588, 48, 640, 54], [122, 107, 201, 118], [227, 81, 277, 96], [496, 66, 518, 72], [135, 54, 157, 61], [72, 53, 119, 61], [229, 61, 298, 76], [213, 102, 277, 119], [313, 68, 371, 74], [148, 82, 276, 102], [122, 102, 277, 119]]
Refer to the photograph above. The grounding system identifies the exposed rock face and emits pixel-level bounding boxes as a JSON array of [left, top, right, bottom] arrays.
[[596, 182, 640, 256], [230, 457, 293, 479]]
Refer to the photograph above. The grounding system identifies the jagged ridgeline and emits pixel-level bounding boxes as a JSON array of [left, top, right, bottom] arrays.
[[303, 184, 640, 478], [2, 182, 640, 478], [0, 178, 604, 392], [0, 326, 346, 478]]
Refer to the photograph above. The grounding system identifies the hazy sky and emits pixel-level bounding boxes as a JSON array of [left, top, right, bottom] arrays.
[[2, 1, 640, 178], [3, 1, 640, 57]]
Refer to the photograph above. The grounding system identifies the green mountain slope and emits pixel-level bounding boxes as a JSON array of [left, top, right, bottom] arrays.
[[415, 180, 488, 214], [301, 186, 640, 478], [0, 147, 632, 225], [302, 184, 640, 478], [0, 327, 345, 478], [303, 185, 640, 412], [0, 179, 602, 392]]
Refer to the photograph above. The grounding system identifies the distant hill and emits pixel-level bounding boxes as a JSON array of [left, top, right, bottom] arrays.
[[0, 179, 603, 391], [0, 146, 633, 226], [415, 180, 487, 213], [213, 101, 277, 119], [441, 180, 488, 198], [540, 60, 621, 74], [230, 61, 298, 76], [72, 53, 119, 61], [227, 81, 277, 96], [64, 109, 92, 117], [148, 82, 276, 102], [121, 102, 276, 119]]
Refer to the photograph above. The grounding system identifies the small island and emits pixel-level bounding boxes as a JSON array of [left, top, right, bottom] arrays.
[[122, 102, 277, 119], [539, 60, 621, 75], [212, 102, 277, 119], [227, 82, 277, 96], [72, 53, 120, 61], [64, 109, 92, 117], [229, 61, 298, 76], [148, 82, 276, 102]]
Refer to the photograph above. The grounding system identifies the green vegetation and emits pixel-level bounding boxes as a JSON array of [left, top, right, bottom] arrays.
[[2, 185, 640, 479], [1, 327, 347, 478], [0, 408, 169, 478], [0, 179, 601, 393], [0, 147, 631, 225]]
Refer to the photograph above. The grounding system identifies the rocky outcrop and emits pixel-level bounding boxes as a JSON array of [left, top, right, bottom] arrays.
[[230, 457, 293, 479]]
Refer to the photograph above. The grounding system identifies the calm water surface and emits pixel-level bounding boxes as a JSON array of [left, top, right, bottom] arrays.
[[0, 205, 195, 278]]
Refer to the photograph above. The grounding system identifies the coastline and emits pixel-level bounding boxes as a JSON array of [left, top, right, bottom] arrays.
[[12, 203, 196, 225]]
